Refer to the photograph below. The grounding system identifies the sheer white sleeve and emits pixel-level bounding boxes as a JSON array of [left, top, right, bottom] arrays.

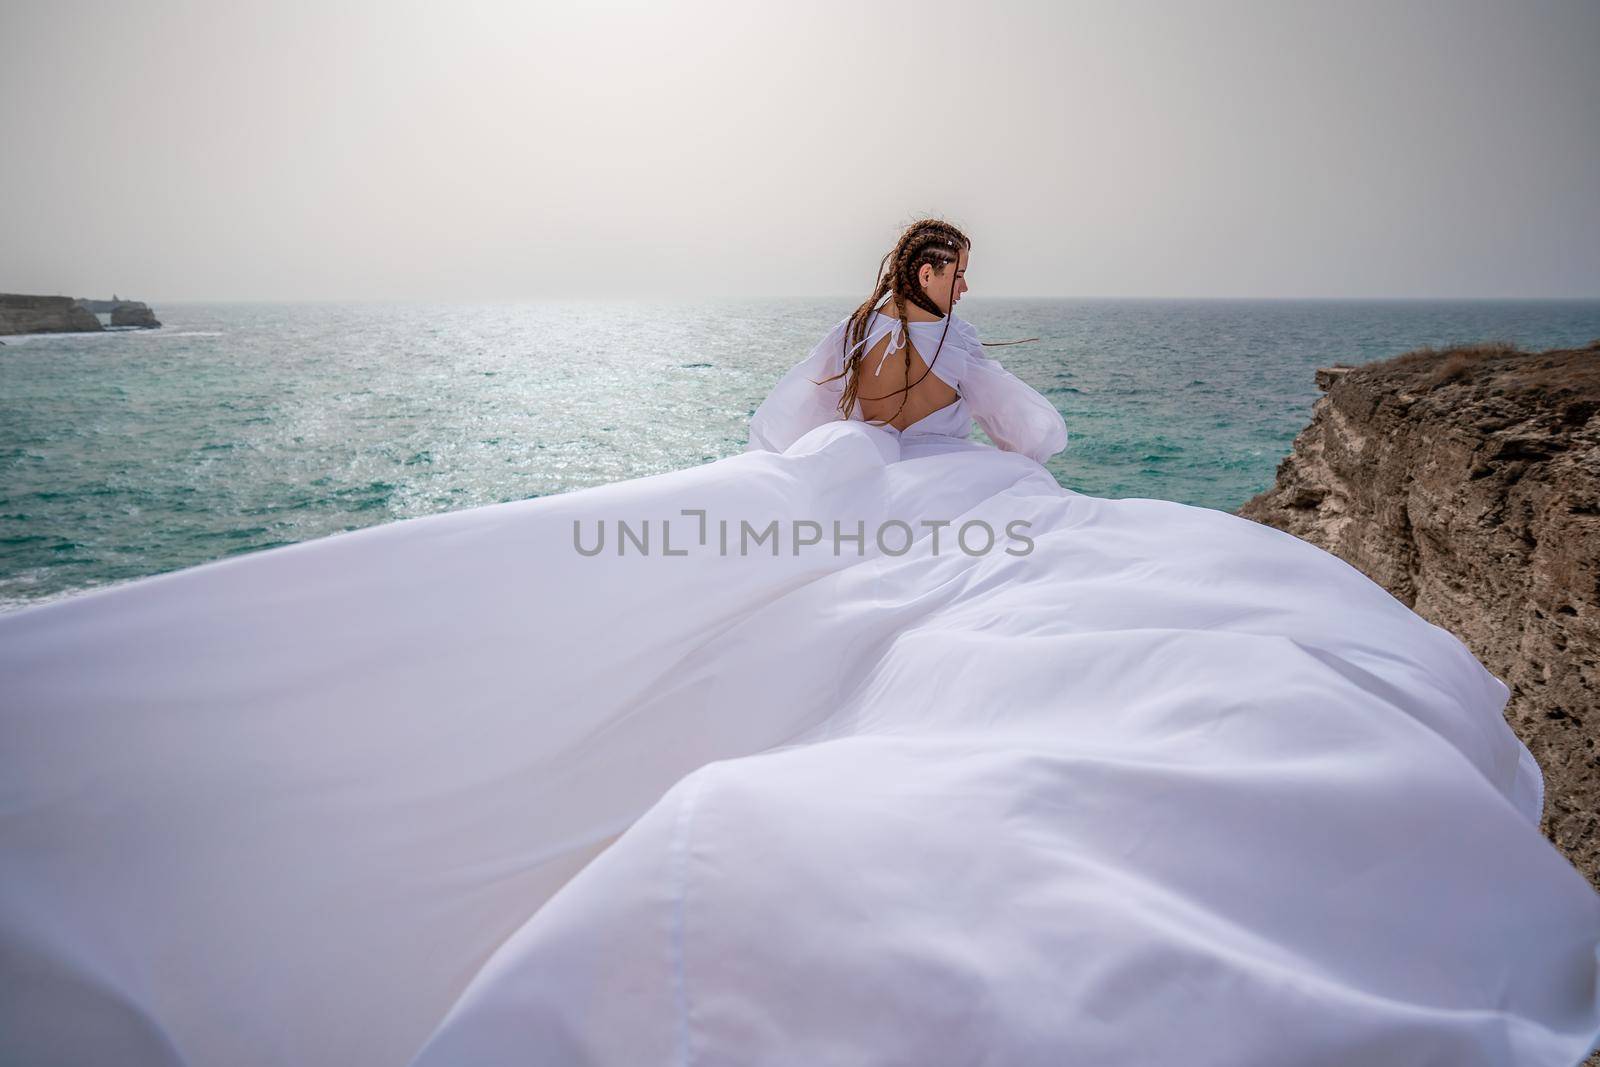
[[957, 319, 1069, 464], [745, 318, 851, 453]]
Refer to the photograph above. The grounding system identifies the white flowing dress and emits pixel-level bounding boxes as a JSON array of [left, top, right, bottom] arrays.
[[2, 310, 1598, 1067]]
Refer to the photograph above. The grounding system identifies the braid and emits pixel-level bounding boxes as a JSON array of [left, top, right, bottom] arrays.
[[880, 298, 915, 427], [814, 218, 971, 425]]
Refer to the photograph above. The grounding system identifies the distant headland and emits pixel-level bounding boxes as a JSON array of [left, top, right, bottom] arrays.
[[0, 293, 161, 335]]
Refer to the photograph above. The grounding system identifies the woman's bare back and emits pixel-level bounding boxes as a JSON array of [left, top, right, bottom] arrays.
[[855, 320, 961, 431]]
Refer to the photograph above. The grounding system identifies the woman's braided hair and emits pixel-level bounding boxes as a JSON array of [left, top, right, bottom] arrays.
[[814, 218, 971, 427]]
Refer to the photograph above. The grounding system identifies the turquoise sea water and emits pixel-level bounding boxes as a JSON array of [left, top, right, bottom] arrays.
[[3, 297, 1597, 614]]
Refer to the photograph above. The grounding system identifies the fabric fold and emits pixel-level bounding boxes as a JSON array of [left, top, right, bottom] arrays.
[[1, 393, 1594, 1067]]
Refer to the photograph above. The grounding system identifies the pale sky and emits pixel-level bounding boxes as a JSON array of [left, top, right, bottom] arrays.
[[2, 0, 1596, 301]]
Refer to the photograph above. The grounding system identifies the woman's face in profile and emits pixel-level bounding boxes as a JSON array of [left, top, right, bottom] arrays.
[[920, 247, 970, 314]]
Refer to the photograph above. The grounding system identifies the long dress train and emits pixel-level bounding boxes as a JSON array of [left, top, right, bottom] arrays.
[[2, 311, 1597, 1066]]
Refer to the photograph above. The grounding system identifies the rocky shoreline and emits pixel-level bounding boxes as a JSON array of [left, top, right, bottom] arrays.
[[1238, 337, 1600, 891], [0, 292, 160, 334]]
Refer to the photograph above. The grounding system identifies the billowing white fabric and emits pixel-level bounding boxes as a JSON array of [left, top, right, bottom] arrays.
[[746, 309, 1070, 463], [2, 329, 1599, 1065]]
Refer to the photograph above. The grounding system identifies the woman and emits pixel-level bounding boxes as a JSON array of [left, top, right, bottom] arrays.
[[745, 218, 1068, 464], [2, 221, 1597, 1067]]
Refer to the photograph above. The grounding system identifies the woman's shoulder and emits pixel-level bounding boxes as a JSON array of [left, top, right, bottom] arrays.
[[936, 314, 982, 360], [815, 308, 974, 354], [901, 310, 976, 339]]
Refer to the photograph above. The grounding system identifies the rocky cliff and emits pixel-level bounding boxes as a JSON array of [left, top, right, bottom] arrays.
[[110, 300, 161, 328], [1239, 338, 1600, 890], [0, 294, 163, 334], [0, 293, 103, 334]]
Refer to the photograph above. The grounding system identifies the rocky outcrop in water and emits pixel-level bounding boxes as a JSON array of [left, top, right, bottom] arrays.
[[1238, 338, 1600, 890], [0, 293, 163, 334], [0, 294, 103, 334], [110, 300, 161, 328]]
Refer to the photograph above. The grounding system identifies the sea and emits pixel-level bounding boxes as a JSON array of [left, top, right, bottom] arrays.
[[3, 297, 1597, 615]]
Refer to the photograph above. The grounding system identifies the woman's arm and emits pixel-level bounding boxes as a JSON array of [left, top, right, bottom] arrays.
[[745, 319, 850, 454], [958, 320, 1068, 464]]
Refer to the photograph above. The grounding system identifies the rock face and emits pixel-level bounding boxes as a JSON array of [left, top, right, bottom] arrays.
[[110, 300, 161, 328], [0, 293, 103, 334], [1239, 338, 1600, 889]]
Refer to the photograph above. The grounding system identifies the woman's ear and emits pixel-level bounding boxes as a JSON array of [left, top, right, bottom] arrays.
[[919, 264, 933, 288]]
